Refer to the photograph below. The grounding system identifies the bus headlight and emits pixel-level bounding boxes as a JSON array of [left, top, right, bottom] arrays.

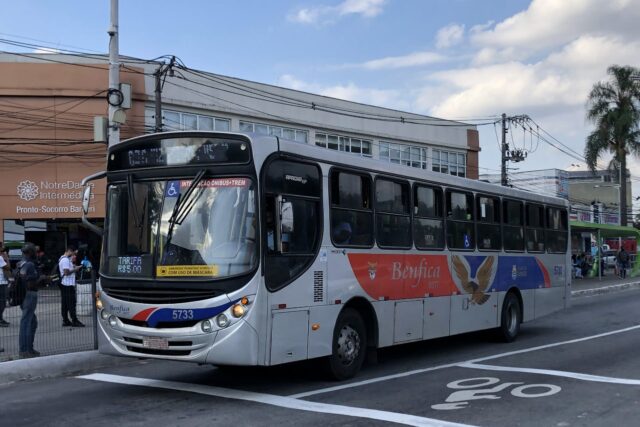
[[216, 313, 230, 328], [108, 315, 118, 328], [201, 319, 213, 333], [100, 310, 110, 321], [231, 304, 245, 318]]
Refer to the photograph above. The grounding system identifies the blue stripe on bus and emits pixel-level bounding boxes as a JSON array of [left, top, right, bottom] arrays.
[[464, 255, 548, 291], [144, 300, 238, 327]]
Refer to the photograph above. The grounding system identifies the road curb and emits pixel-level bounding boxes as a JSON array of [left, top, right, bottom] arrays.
[[571, 281, 640, 298], [0, 350, 139, 386]]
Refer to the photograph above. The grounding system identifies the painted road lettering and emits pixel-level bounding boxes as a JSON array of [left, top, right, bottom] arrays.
[[431, 377, 561, 410]]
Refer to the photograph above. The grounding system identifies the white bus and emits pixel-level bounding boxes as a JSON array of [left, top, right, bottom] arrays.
[[82, 131, 570, 379]]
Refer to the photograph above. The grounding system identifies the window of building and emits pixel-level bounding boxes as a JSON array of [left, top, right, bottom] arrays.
[[546, 207, 568, 253], [503, 199, 524, 251], [239, 120, 308, 143], [477, 195, 501, 251], [380, 141, 428, 169], [375, 178, 411, 248], [446, 190, 474, 249], [526, 203, 545, 252], [153, 109, 231, 132], [413, 185, 444, 250], [432, 149, 466, 177], [316, 132, 372, 157], [330, 170, 374, 247]]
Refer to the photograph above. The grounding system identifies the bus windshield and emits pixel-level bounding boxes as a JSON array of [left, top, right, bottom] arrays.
[[102, 176, 257, 280]]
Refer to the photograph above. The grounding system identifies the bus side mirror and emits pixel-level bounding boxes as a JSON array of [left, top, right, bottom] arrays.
[[82, 186, 92, 215], [81, 170, 106, 235]]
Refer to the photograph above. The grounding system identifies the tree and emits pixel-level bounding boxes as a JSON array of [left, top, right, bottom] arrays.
[[585, 65, 640, 226]]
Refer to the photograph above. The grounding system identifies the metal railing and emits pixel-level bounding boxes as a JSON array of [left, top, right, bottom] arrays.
[[0, 270, 97, 361]]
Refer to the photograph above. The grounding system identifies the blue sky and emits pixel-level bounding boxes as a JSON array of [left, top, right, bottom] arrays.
[[2, 0, 640, 198]]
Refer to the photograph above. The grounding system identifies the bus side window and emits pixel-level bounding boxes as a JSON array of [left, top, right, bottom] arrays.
[[476, 195, 501, 251], [413, 184, 444, 250], [526, 203, 545, 252], [330, 170, 374, 248], [503, 200, 524, 251], [446, 190, 475, 250]]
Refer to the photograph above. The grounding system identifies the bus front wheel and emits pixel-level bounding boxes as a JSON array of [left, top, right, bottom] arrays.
[[497, 292, 521, 342], [326, 308, 367, 380]]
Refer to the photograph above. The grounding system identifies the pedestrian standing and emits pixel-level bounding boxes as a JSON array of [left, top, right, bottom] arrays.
[[58, 246, 84, 327], [0, 242, 11, 326], [19, 242, 41, 358], [618, 247, 629, 279]]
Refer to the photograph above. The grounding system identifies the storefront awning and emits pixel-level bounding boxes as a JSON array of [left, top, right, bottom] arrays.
[[570, 221, 640, 239]]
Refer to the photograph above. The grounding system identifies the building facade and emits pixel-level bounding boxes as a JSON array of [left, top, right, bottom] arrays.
[[480, 168, 633, 226], [0, 53, 480, 261]]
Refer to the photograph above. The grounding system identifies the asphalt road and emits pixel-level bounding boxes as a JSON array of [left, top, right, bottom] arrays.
[[3, 289, 640, 427]]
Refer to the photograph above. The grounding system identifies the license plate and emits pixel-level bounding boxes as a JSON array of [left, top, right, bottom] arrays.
[[142, 336, 169, 350]]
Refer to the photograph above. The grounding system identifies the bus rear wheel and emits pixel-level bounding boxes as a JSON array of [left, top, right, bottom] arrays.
[[327, 308, 366, 380], [497, 292, 521, 342]]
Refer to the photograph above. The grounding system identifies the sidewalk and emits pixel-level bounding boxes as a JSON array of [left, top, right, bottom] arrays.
[[569, 272, 640, 297], [1, 274, 640, 386]]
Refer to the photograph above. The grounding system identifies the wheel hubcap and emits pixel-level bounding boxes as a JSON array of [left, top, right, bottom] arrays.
[[337, 324, 360, 365]]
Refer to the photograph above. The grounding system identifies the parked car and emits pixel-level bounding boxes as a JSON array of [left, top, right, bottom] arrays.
[[603, 250, 617, 269]]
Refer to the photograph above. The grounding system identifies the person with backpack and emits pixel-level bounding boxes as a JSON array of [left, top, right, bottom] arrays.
[[59, 246, 84, 327], [18, 242, 42, 358]]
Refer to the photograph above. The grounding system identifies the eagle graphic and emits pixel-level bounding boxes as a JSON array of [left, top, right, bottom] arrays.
[[452, 255, 495, 305]]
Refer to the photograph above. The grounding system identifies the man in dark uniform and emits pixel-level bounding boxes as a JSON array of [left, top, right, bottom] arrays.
[[19, 243, 42, 358]]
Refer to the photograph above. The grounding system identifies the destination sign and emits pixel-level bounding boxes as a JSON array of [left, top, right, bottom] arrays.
[[110, 137, 251, 170]]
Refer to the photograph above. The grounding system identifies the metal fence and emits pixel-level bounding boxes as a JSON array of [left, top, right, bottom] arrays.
[[0, 275, 97, 362]]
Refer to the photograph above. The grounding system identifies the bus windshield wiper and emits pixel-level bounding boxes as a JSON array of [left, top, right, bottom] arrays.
[[127, 174, 143, 228], [165, 169, 207, 247]]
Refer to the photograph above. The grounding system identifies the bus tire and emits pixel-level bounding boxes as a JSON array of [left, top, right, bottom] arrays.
[[326, 308, 367, 380], [497, 292, 521, 343]]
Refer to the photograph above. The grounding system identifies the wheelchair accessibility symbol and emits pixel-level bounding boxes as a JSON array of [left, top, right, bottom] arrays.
[[431, 377, 561, 410], [166, 181, 180, 197]]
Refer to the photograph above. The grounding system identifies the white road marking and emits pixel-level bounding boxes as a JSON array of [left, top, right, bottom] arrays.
[[293, 324, 640, 398], [78, 373, 474, 427], [289, 362, 461, 398], [459, 362, 640, 385], [467, 324, 640, 364]]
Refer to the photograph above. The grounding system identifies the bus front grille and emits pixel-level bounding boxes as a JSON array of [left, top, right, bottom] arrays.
[[102, 287, 220, 304], [126, 347, 192, 357], [119, 317, 200, 328]]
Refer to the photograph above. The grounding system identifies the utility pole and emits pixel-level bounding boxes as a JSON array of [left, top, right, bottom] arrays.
[[108, 0, 120, 147], [154, 56, 176, 133], [501, 113, 508, 186], [500, 114, 529, 187]]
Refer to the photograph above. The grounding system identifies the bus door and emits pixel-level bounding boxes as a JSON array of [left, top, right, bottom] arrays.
[[262, 158, 325, 364]]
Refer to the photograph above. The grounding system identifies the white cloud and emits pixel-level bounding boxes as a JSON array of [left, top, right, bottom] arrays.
[[360, 51, 446, 70], [471, 0, 640, 54], [436, 24, 465, 49], [288, 0, 386, 24], [278, 74, 411, 110], [430, 35, 640, 118]]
